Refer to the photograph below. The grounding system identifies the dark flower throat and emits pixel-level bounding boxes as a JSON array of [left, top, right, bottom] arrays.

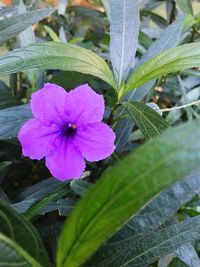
[[64, 123, 77, 137]]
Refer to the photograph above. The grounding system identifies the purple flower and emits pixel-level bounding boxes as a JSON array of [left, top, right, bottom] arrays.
[[18, 83, 116, 181]]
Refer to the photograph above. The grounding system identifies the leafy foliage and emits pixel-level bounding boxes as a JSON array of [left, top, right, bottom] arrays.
[[1, 1, 200, 267], [57, 119, 200, 267], [0, 42, 116, 88], [123, 102, 169, 138], [0, 201, 50, 266]]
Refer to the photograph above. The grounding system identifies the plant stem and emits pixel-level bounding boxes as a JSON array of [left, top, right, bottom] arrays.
[[169, 0, 176, 24], [161, 99, 200, 112]]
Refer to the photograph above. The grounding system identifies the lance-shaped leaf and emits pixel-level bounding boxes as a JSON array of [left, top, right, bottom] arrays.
[[126, 43, 200, 94], [0, 104, 32, 140], [110, 0, 139, 87], [0, 42, 116, 88], [88, 169, 200, 266], [115, 13, 184, 152], [131, 12, 185, 101], [88, 216, 200, 267], [123, 102, 169, 138], [175, 244, 200, 267], [175, 0, 193, 15], [57, 119, 200, 267], [0, 8, 55, 44], [0, 233, 42, 267], [0, 201, 50, 266]]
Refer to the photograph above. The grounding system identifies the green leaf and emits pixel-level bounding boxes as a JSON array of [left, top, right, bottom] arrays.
[[57, 119, 200, 267], [24, 193, 58, 221], [44, 25, 60, 42], [89, 169, 200, 267], [110, 0, 139, 86], [132, 13, 185, 101], [40, 199, 77, 217], [123, 102, 169, 138], [18, 0, 42, 93], [89, 216, 200, 266], [115, 13, 184, 152], [126, 43, 200, 95], [13, 177, 69, 213], [0, 201, 50, 266], [0, 161, 11, 172], [0, 8, 55, 45], [0, 233, 42, 267], [0, 81, 17, 109], [51, 71, 110, 91], [70, 180, 92, 197], [0, 42, 116, 88], [175, 0, 193, 15], [0, 104, 32, 140]]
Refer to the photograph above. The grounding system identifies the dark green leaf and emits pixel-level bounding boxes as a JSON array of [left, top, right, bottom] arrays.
[[51, 71, 110, 91], [0, 42, 116, 88], [0, 104, 32, 140], [70, 180, 92, 197], [123, 102, 169, 138], [40, 199, 77, 216], [0, 161, 11, 172], [88, 168, 200, 266], [126, 43, 200, 95], [141, 10, 167, 28], [89, 216, 200, 266], [0, 233, 42, 267], [110, 0, 139, 86], [13, 177, 69, 213], [0, 8, 55, 44], [0, 92, 17, 110], [24, 193, 58, 221], [0, 201, 50, 266], [57, 119, 200, 267]]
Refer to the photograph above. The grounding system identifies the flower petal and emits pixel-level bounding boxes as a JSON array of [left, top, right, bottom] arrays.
[[76, 122, 115, 162], [65, 84, 104, 125], [31, 83, 68, 125], [18, 119, 59, 160], [45, 137, 85, 181]]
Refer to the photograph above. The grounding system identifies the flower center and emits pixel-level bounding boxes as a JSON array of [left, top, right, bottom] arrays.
[[64, 123, 77, 138]]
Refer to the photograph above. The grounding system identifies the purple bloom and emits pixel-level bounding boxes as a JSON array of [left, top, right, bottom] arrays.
[[18, 83, 115, 181]]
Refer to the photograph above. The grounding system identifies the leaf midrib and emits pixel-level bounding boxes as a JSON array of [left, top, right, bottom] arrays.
[[61, 147, 182, 265]]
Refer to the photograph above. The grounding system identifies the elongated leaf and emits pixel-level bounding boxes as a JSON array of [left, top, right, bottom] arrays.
[[0, 42, 116, 88], [0, 8, 54, 45], [110, 0, 139, 86], [57, 119, 200, 267], [0, 233, 41, 267], [0, 104, 32, 140], [131, 13, 185, 101], [123, 102, 169, 138], [175, 0, 193, 15], [70, 179, 92, 197], [40, 199, 77, 216], [126, 43, 200, 94], [0, 6, 17, 18], [115, 14, 184, 152], [13, 177, 69, 214], [18, 0, 42, 92], [89, 216, 200, 266], [88, 169, 200, 266], [175, 244, 200, 267], [0, 201, 50, 266]]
